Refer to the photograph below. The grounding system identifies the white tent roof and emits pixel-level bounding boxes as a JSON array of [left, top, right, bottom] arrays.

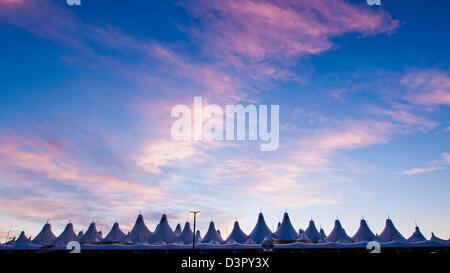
[[225, 221, 247, 244], [32, 222, 57, 245], [407, 226, 426, 242], [15, 231, 32, 246], [195, 230, 202, 243], [129, 214, 153, 243], [53, 222, 77, 245], [274, 212, 298, 241], [201, 221, 224, 244], [247, 212, 273, 243], [174, 223, 182, 236], [79, 222, 102, 243], [305, 220, 321, 242], [149, 214, 177, 244], [319, 228, 327, 242], [351, 219, 377, 242], [103, 222, 126, 242], [174, 222, 193, 244], [298, 229, 310, 241], [430, 232, 445, 242], [119, 232, 134, 244], [379, 218, 406, 242], [326, 219, 352, 243]]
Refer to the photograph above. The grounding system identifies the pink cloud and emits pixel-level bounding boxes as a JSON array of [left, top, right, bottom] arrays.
[[0, 134, 166, 208], [401, 69, 450, 106], [400, 153, 450, 175], [189, 0, 398, 61]]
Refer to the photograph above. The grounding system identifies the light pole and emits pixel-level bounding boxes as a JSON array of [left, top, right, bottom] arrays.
[[190, 211, 200, 249]]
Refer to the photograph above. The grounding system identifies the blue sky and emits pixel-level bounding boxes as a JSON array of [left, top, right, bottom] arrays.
[[0, 0, 449, 240]]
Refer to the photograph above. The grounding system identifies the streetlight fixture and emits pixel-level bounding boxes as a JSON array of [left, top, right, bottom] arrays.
[[189, 211, 200, 249]]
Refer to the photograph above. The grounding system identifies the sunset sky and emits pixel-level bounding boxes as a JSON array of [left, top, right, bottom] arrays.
[[0, 0, 449, 241]]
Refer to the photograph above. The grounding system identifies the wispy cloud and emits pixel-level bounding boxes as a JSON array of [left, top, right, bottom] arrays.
[[400, 153, 450, 175]]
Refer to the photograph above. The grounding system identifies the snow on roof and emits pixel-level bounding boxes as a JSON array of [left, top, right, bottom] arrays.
[[274, 212, 298, 241], [53, 222, 77, 245], [326, 219, 353, 243], [379, 218, 406, 242], [351, 219, 376, 242], [225, 220, 248, 244], [32, 222, 57, 245], [201, 221, 224, 244], [247, 212, 273, 243]]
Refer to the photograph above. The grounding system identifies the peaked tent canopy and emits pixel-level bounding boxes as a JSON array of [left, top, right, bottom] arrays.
[[319, 228, 327, 242], [15, 231, 32, 245], [174, 222, 193, 244], [379, 218, 406, 242], [53, 222, 77, 245], [274, 212, 298, 241], [129, 214, 153, 243], [247, 212, 273, 243], [407, 226, 426, 242], [305, 220, 321, 242], [32, 222, 57, 245], [201, 221, 224, 244], [195, 230, 202, 243], [79, 222, 102, 243], [298, 229, 310, 241], [174, 223, 182, 236], [225, 220, 248, 244], [430, 232, 445, 242], [103, 222, 126, 242], [351, 219, 377, 242], [77, 231, 83, 240], [326, 220, 353, 243], [149, 214, 177, 244]]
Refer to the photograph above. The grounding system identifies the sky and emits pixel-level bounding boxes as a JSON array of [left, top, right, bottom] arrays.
[[0, 0, 449, 241]]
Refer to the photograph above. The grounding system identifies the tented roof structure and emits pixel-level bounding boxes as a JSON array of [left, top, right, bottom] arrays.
[[174, 223, 182, 236], [201, 221, 224, 244], [32, 222, 57, 245], [5, 237, 16, 245], [274, 212, 298, 241], [430, 232, 445, 242], [305, 220, 321, 242], [326, 219, 352, 243], [225, 220, 248, 244], [351, 219, 377, 242], [174, 222, 193, 244], [129, 214, 152, 243], [298, 229, 310, 241], [103, 222, 126, 242], [195, 230, 202, 243], [149, 214, 177, 244], [407, 226, 426, 242], [119, 232, 133, 244], [319, 228, 327, 242], [53, 222, 77, 245], [379, 218, 406, 242], [77, 231, 83, 240], [15, 231, 32, 245], [79, 222, 102, 243], [247, 212, 273, 243]]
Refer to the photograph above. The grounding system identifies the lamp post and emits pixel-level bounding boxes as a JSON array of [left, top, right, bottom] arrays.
[[190, 211, 200, 249]]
